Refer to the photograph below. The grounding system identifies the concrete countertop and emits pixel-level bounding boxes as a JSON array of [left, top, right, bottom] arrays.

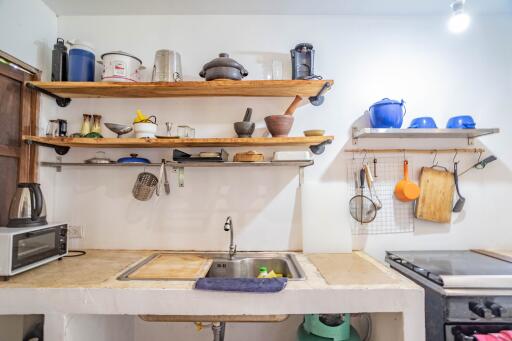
[[0, 250, 414, 290], [0, 250, 425, 340]]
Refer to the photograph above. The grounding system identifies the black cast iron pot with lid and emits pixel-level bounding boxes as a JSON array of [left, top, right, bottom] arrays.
[[199, 53, 249, 81]]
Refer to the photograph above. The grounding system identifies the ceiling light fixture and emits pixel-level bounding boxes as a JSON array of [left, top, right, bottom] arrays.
[[448, 0, 471, 33]]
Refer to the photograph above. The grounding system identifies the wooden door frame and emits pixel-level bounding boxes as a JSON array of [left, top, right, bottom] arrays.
[[0, 50, 41, 183]]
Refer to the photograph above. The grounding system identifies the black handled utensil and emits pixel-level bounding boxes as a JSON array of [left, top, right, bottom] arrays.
[[453, 162, 466, 212]]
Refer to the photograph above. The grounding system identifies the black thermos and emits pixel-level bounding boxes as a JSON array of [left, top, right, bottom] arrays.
[[51, 38, 68, 81]]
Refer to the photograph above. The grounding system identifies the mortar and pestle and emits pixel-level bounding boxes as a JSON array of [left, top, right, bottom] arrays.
[[264, 95, 302, 137], [234, 108, 255, 137]]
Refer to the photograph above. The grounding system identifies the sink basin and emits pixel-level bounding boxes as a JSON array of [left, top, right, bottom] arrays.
[[118, 252, 306, 281], [206, 253, 305, 280]]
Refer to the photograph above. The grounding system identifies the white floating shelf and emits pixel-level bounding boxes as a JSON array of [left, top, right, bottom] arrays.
[[352, 128, 499, 145]]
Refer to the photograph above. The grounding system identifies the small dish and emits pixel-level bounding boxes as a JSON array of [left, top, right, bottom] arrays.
[[303, 129, 325, 137], [155, 135, 180, 139]]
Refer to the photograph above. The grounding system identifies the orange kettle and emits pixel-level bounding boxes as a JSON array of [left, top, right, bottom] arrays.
[[394, 160, 420, 202]]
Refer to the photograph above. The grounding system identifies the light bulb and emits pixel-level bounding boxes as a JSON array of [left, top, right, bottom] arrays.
[[448, 0, 471, 33], [449, 12, 471, 33]]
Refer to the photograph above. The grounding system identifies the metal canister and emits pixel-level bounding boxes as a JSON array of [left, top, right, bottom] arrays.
[[151, 50, 182, 82], [57, 119, 67, 137]]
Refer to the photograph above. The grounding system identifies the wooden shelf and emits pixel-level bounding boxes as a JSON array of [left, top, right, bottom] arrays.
[[24, 135, 333, 149], [26, 80, 333, 99]]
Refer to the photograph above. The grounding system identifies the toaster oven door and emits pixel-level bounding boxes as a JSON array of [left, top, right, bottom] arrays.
[[11, 227, 63, 271]]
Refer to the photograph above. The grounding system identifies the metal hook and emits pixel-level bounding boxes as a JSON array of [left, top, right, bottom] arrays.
[[361, 150, 368, 165], [432, 150, 438, 166], [452, 150, 459, 163]]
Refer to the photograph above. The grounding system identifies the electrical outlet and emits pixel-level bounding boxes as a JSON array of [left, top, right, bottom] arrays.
[[68, 225, 84, 239]]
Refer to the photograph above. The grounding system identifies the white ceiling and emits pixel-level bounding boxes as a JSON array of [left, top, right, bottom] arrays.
[[42, 0, 512, 16]]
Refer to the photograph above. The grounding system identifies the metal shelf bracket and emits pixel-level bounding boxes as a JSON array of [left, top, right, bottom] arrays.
[[310, 139, 332, 155], [309, 81, 331, 106], [25, 138, 70, 155], [26, 82, 71, 107]]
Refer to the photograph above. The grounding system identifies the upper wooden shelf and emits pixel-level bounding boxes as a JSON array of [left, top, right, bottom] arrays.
[[24, 135, 333, 148], [26, 80, 334, 99]]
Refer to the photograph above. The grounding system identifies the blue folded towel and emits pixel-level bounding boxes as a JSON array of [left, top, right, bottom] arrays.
[[195, 277, 288, 293]]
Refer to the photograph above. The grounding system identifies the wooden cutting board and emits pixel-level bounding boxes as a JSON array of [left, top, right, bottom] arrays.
[[415, 167, 455, 223], [128, 254, 213, 280]]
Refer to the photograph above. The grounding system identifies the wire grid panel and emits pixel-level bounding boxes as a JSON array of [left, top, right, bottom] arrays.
[[348, 156, 414, 234]]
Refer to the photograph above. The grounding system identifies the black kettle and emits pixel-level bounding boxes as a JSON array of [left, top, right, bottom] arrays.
[[7, 183, 48, 227]]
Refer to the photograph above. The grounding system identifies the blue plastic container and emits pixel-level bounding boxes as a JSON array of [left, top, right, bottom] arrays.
[[408, 117, 437, 129], [446, 115, 476, 129], [68, 41, 95, 81], [369, 98, 406, 128]]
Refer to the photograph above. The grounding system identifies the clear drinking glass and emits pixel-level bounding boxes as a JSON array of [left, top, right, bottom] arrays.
[[188, 127, 195, 138], [46, 120, 59, 137], [177, 125, 188, 138], [272, 60, 283, 80]]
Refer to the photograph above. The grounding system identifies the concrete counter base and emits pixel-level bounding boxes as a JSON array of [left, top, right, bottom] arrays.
[[0, 250, 425, 340]]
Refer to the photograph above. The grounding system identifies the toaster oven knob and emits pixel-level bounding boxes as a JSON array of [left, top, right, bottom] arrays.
[[485, 301, 506, 317], [469, 301, 493, 319]]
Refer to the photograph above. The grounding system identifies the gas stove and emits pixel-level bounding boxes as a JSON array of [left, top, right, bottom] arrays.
[[386, 250, 512, 341]]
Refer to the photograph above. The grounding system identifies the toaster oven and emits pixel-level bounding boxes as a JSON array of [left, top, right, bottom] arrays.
[[0, 223, 68, 279]]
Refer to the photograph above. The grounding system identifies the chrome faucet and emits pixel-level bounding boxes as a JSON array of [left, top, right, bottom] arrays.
[[224, 216, 236, 260]]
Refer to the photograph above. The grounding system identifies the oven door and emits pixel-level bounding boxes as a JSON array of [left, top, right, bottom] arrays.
[[11, 227, 64, 271], [447, 324, 512, 341]]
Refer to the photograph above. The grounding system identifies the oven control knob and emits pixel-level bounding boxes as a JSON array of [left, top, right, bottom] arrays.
[[485, 301, 506, 317], [469, 301, 493, 319]]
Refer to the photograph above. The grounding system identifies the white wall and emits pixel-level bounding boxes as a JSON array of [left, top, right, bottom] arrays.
[[0, 0, 59, 222], [53, 14, 512, 257]]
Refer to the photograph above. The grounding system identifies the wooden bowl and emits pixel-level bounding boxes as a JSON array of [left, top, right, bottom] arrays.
[[303, 129, 325, 137], [264, 115, 294, 137]]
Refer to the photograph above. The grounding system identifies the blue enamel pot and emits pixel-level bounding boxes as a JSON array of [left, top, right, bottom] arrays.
[[369, 98, 406, 128]]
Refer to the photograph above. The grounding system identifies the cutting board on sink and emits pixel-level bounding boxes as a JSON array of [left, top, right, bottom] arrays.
[[127, 254, 213, 280], [415, 167, 455, 223]]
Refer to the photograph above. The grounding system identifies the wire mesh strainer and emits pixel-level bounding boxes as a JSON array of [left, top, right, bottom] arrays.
[[133, 172, 159, 201]]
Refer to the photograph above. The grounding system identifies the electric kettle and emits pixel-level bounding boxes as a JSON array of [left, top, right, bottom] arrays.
[[7, 183, 47, 227]]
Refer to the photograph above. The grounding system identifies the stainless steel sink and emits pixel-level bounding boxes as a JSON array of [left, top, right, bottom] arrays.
[[118, 252, 306, 281], [206, 253, 305, 280]]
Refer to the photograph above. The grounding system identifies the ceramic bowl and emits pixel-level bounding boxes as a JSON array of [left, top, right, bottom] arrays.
[[408, 117, 437, 129], [446, 115, 476, 129], [303, 129, 325, 136], [134, 122, 157, 138], [264, 115, 294, 137]]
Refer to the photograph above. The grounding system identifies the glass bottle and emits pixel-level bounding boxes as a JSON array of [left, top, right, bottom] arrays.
[[80, 114, 91, 136], [92, 114, 102, 134]]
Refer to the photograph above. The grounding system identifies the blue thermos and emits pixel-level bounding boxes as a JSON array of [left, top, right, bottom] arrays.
[[68, 40, 95, 81]]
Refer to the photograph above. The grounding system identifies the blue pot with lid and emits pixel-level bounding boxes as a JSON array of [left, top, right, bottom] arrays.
[[117, 154, 150, 164], [369, 98, 406, 128]]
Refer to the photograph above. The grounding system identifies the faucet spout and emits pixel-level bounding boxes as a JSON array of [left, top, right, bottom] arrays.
[[223, 216, 236, 260]]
